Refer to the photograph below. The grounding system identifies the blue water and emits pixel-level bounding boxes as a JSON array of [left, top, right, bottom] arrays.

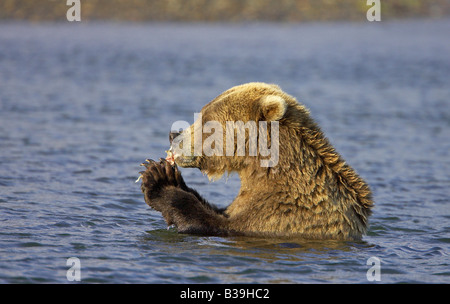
[[0, 20, 449, 283]]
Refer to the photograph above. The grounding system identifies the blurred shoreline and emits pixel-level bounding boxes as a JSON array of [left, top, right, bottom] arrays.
[[1, 0, 449, 22]]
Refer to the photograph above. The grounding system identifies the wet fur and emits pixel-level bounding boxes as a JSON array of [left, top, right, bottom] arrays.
[[140, 83, 373, 240]]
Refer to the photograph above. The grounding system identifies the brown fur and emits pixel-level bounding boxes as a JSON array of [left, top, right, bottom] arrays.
[[141, 82, 373, 240]]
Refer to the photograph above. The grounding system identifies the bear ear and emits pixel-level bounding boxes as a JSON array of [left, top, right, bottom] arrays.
[[260, 95, 287, 121]]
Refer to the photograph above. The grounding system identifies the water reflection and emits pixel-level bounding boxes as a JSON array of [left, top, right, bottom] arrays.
[[140, 229, 371, 262]]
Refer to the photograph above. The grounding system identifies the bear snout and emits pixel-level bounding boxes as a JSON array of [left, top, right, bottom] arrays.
[[169, 130, 181, 145]]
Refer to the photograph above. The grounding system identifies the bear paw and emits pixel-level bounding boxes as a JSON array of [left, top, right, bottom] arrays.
[[139, 158, 188, 211]]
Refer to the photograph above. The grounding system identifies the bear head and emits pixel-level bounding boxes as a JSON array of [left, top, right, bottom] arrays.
[[169, 82, 319, 180]]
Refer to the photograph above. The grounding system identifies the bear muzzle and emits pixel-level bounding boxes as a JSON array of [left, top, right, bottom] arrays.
[[167, 130, 200, 168], [169, 130, 180, 145]]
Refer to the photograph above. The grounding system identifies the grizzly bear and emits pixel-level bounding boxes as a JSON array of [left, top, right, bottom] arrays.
[[139, 82, 373, 240]]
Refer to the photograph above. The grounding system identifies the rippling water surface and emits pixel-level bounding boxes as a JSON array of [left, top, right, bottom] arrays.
[[0, 20, 449, 283]]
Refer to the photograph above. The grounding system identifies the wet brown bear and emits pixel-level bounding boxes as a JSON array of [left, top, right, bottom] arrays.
[[139, 82, 373, 240]]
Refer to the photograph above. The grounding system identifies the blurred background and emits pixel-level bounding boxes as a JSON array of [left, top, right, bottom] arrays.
[[1, 0, 449, 22]]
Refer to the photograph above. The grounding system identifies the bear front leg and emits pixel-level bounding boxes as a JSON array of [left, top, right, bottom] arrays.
[[140, 159, 229, 235], [140, 158, 219, 212]]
